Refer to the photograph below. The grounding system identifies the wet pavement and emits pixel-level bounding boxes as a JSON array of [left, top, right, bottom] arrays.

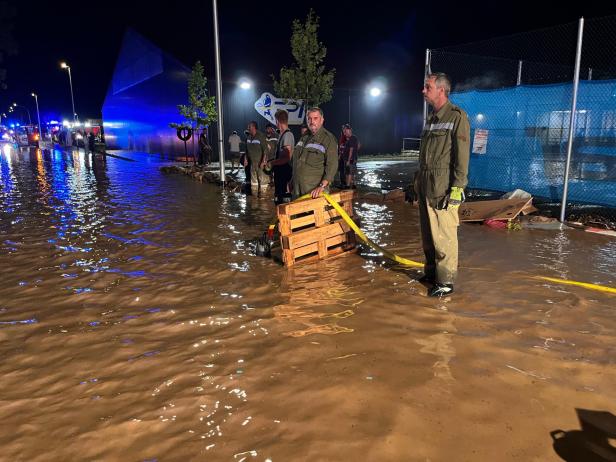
[[1, 147, 615, 461]]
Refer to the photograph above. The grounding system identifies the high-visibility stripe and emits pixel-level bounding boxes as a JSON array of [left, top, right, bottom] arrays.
[[428, 122, 454, 131], [305, 143, 326, 153]]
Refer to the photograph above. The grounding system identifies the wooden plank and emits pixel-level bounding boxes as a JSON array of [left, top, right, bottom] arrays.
[[314, 199, 329, 258], [294, 245, 356, 265], [343, 199, 353, 216], [277, 209, 292, 235], [324, 200, 353, 217], [317, 239, 328, 258], [279, 190, 355, 216], [279, 197, 326, 216], [287, 197, 354, 227], [291, 234, 347, 259], [459, 198, 532, 222], [314, 203, 326, 226], [277, 212, 294, 266], [290, 213, 316, 230], [283, 222, 347, 250], [283, 249, 294, 266]]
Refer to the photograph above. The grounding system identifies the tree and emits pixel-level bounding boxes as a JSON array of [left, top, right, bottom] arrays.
[[170, 61, 217, 131], [272, 9, 335, 111]]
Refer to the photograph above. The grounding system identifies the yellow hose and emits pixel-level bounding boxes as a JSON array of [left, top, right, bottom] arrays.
[[268, 192, 614, 295], [535, 276, 616, 295], [322, 193, 424, 268]]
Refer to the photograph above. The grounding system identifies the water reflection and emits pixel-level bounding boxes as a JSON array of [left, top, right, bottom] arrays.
[[273, 265, 362, 337]]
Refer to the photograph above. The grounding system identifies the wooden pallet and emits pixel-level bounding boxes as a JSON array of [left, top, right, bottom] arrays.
[[276, 190, 357, 267]]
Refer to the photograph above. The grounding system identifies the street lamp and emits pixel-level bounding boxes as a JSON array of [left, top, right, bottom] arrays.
[[0, 113, 6, 126], [60, 61, 77, 122], [32, 93, 43, 142], [365, 79, 387, 106], [239, 78, 252, 90]]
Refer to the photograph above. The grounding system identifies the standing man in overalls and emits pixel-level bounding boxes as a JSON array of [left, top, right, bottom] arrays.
[[416, 73, 470, 297]]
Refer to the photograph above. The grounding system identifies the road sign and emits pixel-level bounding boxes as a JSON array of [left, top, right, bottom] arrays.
[[254, 93, 306, 125]]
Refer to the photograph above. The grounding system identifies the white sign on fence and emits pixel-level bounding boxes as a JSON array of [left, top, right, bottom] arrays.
[[472, 129, 489, 154], [254, 93, 306, 125]]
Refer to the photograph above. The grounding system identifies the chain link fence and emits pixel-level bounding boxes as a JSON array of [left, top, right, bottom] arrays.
[[429, 15, 616, 227]]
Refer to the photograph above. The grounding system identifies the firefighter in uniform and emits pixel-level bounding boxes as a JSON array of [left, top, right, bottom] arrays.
[[265, 124, 278, 160], [415, 73, 470, 297], [265, 124, 278, 185], [245, 121, 271, 195], [292, 107, 338, 199]]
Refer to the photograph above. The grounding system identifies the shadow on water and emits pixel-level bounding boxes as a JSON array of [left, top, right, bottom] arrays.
[[551, 409, 616, 462]]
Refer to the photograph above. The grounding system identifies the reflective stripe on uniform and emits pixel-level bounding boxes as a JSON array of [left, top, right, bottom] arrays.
[[427, 122, 454, 131], [305, 143, 326, 153], [247, 139, 261, 144]]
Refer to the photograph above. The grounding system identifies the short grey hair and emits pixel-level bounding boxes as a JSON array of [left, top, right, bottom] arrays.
[[307, 107, 324, 117], [428, 72, 451, 97]]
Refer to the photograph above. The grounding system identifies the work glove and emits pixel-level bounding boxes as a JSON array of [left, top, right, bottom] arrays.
[[448, 186, 465, 208]]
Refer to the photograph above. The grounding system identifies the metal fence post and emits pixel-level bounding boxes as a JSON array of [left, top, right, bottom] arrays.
[[517, 60, 523, 85], [423, 49, 431, 128], [560, 17, 585, 223]]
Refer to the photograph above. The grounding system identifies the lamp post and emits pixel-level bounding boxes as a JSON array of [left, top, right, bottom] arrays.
[[212, 0, 226, 183], [60, 62, 77, 122], [31, 93, 43, 142]]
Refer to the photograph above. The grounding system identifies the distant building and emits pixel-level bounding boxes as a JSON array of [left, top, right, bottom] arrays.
[[102, 29, 191, 156]]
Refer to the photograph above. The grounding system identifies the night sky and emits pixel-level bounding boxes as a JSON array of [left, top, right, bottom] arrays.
[[2, 0, 610, 123]]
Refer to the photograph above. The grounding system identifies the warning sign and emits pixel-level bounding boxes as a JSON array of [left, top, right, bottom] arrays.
[[472, 129, 489, 154]]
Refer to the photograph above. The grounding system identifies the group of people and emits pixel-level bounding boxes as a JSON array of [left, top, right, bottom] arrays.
[[228, 108, 338, 204], [228, 113, 360, 203], [227, 72, 470, 298], [53, 129, 98, 153]]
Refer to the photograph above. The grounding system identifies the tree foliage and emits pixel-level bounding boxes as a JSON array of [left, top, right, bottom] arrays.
[[272, 9, 335, 110], [170, 61, 217, 130]]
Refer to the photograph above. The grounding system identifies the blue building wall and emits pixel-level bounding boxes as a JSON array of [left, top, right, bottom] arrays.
[[102, 29, 191, 156]]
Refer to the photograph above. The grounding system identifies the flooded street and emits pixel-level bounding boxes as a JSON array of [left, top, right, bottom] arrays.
[[1, 148, 615, 461]]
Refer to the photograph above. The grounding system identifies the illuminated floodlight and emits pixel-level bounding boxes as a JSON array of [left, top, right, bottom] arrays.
[[239, 78, 252, 90]]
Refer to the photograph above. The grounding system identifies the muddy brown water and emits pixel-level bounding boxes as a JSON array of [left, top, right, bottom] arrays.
[[1, 149, 615, 461]]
